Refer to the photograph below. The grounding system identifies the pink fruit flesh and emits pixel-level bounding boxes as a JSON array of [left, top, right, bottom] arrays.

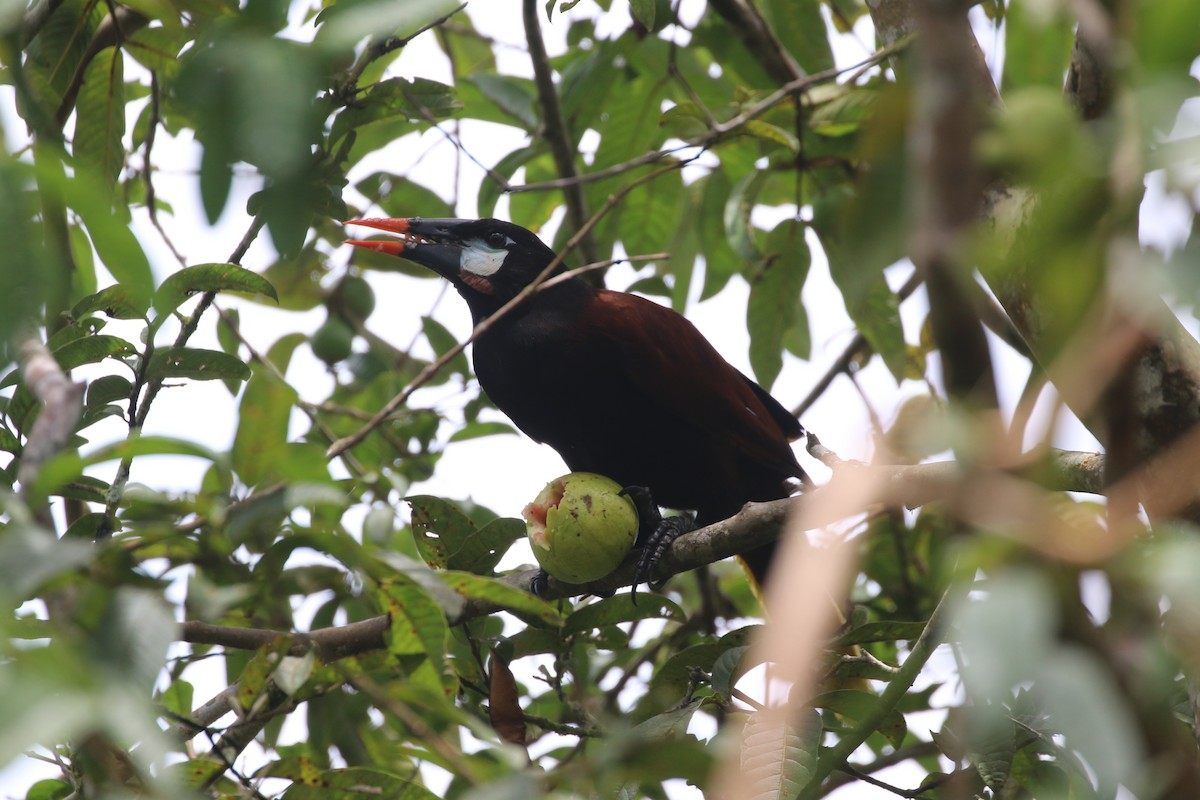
[[522, 478, 565, 548]]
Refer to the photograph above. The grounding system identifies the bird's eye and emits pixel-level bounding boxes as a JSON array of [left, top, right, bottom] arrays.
[[487, 232, 508, 249]]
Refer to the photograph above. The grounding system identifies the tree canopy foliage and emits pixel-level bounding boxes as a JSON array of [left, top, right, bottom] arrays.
[[2, 0, 1200, 797]]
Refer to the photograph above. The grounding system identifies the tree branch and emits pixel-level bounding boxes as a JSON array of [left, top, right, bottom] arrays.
[[706, 0, 805, 85], [179, 450, 1108, 656], [16, 336, 85, 497], [910, 0, 996, 407]]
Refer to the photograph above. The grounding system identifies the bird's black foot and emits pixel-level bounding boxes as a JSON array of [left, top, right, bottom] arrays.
[[529, 568, 551, 598], [619, 486, 697, 603], [529, 568, 615, 599], [633, 515, 696, 594]]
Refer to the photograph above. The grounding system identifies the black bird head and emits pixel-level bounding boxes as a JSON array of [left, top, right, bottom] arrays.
[[345, 218, 563, 316]]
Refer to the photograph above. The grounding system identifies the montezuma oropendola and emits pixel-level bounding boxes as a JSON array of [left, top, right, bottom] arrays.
[[345, 217, 808, 595]]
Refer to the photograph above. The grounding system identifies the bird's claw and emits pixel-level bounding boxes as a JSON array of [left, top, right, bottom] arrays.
[[529, 568, 615, 600], [632, 515, 696, 599], [620, 485, 697, 604], [529, 568, 551, 598]]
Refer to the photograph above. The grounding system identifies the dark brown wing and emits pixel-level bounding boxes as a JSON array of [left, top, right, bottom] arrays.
[[579, 291, 805, 493]]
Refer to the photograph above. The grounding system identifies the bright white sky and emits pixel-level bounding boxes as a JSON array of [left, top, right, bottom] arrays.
[[4, 0, 1199, 795]]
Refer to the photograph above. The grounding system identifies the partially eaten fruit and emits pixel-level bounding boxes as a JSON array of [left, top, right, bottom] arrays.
[[522, 472, 639, 584]]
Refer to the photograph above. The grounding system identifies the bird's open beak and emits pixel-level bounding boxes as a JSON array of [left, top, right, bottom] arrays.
[[344, 218, 469, 280]]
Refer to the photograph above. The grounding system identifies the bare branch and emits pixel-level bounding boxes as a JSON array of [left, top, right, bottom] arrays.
[[706, 0, 805, 85], [179, 449, 1108, 653], [910, 0, 996, 406], [16, 337, 84, 495]]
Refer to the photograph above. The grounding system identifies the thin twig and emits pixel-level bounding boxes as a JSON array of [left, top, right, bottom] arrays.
[[100, 217, 266, 538], [508, 44, 902, 195]]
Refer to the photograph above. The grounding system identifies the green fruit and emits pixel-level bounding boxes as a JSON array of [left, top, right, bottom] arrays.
[[338, 274, 376, 320], [311, 317, 354, 364], [522, 472, 639, 584]]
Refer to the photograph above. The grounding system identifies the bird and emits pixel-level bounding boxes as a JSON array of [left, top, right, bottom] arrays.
[[345, 217, 808, 596]]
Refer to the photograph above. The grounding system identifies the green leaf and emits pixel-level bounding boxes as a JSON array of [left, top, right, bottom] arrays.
[[377, 576, 456, 696], [659, 102, 712, 140], [1001, 1, 1074, 93], [163, 760, 227, 790], [812, 689, 908, 748], [637, 643, 726, 719], [72, 284, 151, 320], [85, 374, 133, 408], [0, 525, 96, 602], [448, 421, 516, 443], [742, 120, 799, 153], [478, 146, 542, 218], [630, 0, 655, 30], [146, 347, 252, 383], [698, 170, 741, 300], [278, 766, 441, 800], [235, 640, 290, 711], [231, 336, 304, 487], [631, 697, 704, 741], [0, 427, 20, 455], [466, 73, 539, 130], [0, 156, 50, 346], [261, 248, 330, 311], [620, 167, 684, 258], [710, 645, 750, 701], [30, 434, 224, 503], [724, 172, 767, 261], [564, 593, 685, 636], [747, 220, 810, 388], [125, 24, 191, 78], [53, 334, 136, 370], [199, 146, 233, 224], [510, 153, 560, 234], [762, 0, 835, 73], [441, 571, 563, 627], [158, 680, 195, 719], [742, 708, 821, 800], [153, 263, 278, 319], [330, 77, 460, 147], [407, 495, 474, 570], [968, 708, 1017, 791], [73, 46, 125, 190], [360, 174, 453, 221], [67, 175, 154, 310], [443, 516, 524, 574], [314, 0, 463, 52], [420, 315, 469, 376], [24, 779, 71, 800], [217, 308, 241, 356], [833, 620, 929, 647]]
